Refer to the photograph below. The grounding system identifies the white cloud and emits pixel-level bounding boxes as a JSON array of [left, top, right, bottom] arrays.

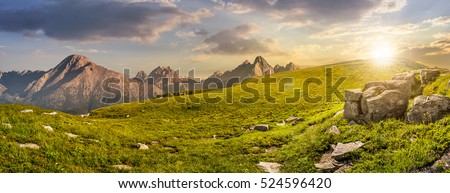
[[433, 32, 450, 40], [425, 16, 450, 26], [32, 49, 46, 57], [64, 46, 110, 54], [312, 23, 426, 39]]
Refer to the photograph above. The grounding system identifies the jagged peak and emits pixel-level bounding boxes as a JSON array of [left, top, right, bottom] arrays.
[[56, 54, 92, 70], [253, 56, 269, 66]]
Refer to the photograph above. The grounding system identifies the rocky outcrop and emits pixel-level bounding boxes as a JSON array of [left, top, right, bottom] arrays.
[[420, 69, 441, 85], [406, 95, 450, 124], [344, 80, 410, 123], [315, 141, 364, 172], [392, 71, 421, 97]]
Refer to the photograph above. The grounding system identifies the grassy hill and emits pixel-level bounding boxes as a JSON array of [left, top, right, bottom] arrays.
[[1, 58, 450, 173]]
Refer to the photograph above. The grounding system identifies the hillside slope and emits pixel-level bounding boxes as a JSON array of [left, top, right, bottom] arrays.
[[3, 59, 449, 173]]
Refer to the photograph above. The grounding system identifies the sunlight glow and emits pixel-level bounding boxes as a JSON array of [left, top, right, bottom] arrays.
[[370, 42, 396, 65]]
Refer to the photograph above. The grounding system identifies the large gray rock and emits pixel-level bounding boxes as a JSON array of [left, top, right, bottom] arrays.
[[406, 95, 450, 124], [315, 152, 341, 171], [345, 89, 363, 102], [331, 141, 365, 161], [365, 90, 408, 122], [393, 72, 421, 96], [420, 69, 441, 85], [361, 86, 387, 114], [344, 89, 363, 121]]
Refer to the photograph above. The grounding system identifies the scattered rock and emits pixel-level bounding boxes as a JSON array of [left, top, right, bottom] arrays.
[[151, 141, 160, 145], [285, 116, 300, 122], [134, 143, 149, 150], [420, 69, 441, 85], [334, 165, 352, 173], [42, 125, 54, 132], [406, 95, 450, 124], [84, 122, 92, 125], [65, 132, 78, 138], [327, 126, 341, 135], [20, 109, 33, 113], [348, 121, 357, 126], [80, 113, 90, 118], [265, 146, 278, 153], [43, 112, 58, 115], [126, 115, 130, 118], [18, 143, 40, 149], [2, 123, 12, 129], [276, 120, 286, 126], [112, 165, 133, 170], [258, 162, 282, 173], [253, 124, 269, 132], [331, 141, 365, 161], [392, 72, 421, 96], [315, 152, 341, 171]]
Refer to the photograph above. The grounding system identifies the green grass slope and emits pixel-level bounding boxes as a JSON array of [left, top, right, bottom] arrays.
[[2, 59, 449, 173]]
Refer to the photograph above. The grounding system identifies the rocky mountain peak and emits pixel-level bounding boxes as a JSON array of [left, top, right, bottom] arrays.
[[134, 71, 148, 80], [56, 54, 92, 71]]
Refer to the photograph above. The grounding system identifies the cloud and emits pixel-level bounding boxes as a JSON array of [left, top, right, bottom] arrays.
[[176, 28, 209, 38], [425, 16, 450, 27], [433, 32, 450, 40], [115, 0, 180, 7], [400, 38, 450, 57], [312, 23, 426, 39], [63, 46, 111, 54], [196, 23, 280, 55], [32, 49, 47, 57], [211, 0, 408, 29], [0, 0, 212, 43]]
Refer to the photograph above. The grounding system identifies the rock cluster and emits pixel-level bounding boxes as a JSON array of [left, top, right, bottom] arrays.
[[344, 68, 448, 123], [315, 141, 364, 172]]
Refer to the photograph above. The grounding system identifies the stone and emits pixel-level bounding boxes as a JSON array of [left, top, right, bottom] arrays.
[[361, 86, 387, 114], [331, 141, 365, 161], [345, 89, 363, 102], [253, 124, 269, 132], [151, 141, 160, 145], [365, 90, 408, 122], [315, 152, 341, 171], [84, 122, 92, 125], [348, 120, 357, 126], [258, 162, 282, 173], [393, 72, 421, 96], [420, 69, 441, 85], [327, 126, 341, 135], [65, 132, 78, 138], [265, 146, 278, 153], [42, 125, 54, 132], [344, 101, 361, 121], [2, 123, 12, 129], [276, 120, 286, 126], [43, 112, 58, 115], [406, 95, 450, 124], [285, 116, 303, 122], [80, 113, 90, 118], [20, 109, 33, 113], [134, 143, 149, 150], [112, 165, 133, 170], [334, 165, 352, 173], [18, 143, 40, 149], [363, 80, 411, 99]]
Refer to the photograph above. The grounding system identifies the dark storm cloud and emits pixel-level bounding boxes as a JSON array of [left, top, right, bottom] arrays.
[[0, 0, 212, 43]]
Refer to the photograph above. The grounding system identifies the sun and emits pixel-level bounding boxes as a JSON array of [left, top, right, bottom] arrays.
[[370, 42, 396, 65]]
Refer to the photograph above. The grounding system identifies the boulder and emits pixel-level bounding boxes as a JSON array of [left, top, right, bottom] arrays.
[[363, 80, 411, 99], [406, 95, 450, 124], [361, 86, 387, 114], [345, 89, 363, 102], [331, 141, 365, 161], [258, 162, 281, 173], [265, 146, 278, 153], [276, 120, 286, 126], [344, 101, 361, 121], [393, 72, 421, 96], [253, 124, 269, 132], [420, 69, 441, 85], [365, 90, 408, 122], [20, 109, 33, 113], [348, 120, 357, 126]]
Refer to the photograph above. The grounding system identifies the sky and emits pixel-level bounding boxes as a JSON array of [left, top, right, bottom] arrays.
[[0, 0, 449, 78]]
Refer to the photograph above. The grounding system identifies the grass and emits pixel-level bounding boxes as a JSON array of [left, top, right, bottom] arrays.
[[1, 59, 449, 173]]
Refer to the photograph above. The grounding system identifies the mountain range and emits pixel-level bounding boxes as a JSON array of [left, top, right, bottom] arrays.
[[0, 54, 297, 113]]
